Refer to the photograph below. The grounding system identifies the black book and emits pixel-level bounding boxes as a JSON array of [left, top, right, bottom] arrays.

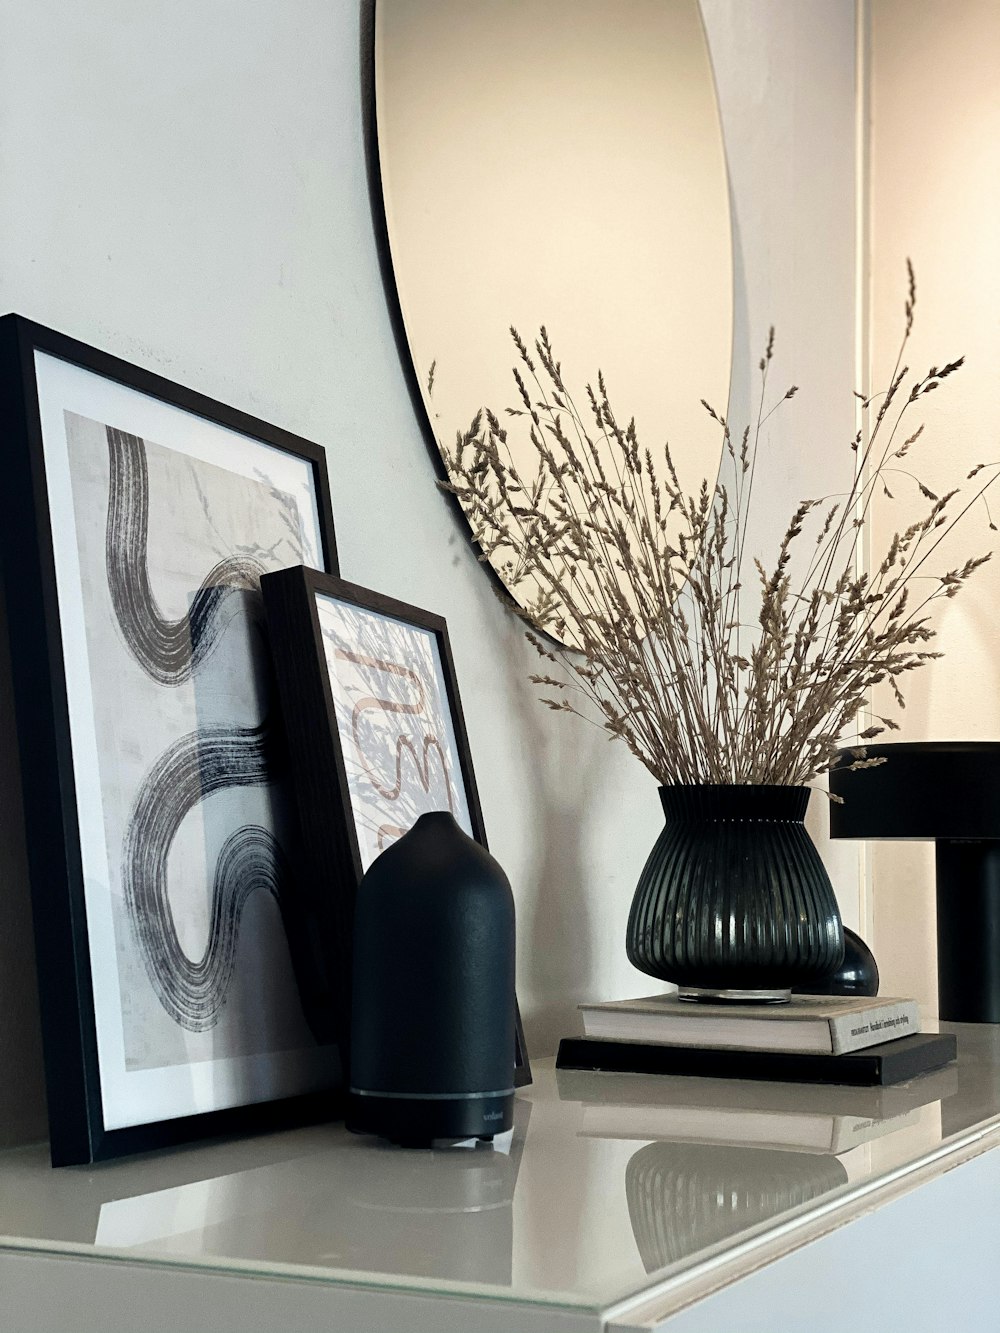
[[555, 1031, 957, 1088]]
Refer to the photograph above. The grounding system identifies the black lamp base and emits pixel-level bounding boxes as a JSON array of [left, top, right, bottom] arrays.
[[936, 841, 1000, 1023]]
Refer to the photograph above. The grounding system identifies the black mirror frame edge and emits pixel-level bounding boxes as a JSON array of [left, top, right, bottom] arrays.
[[260, 563, 532, 1089], [359, 0, 564, 649], [0, 313, 340, 1164]]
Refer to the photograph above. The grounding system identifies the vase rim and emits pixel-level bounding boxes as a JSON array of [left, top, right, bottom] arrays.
[[657, 782, 812, 793], [657, 783, 812, 823]]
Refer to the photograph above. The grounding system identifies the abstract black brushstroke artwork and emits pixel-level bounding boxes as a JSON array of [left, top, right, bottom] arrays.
[[0, 315, 338, 1163], [72, 414, 319, 1081], [105, 427, 266, 685], [122, 720, 284, 1032]]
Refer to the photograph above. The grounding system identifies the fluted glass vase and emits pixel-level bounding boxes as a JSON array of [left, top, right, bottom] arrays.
[[626, 785, 844, 1002]]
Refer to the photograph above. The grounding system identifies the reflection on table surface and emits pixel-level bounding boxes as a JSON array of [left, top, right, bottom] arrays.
[[0, 1024, 998, 1312], [626, 1142, 849, 1273], [0, 1105, 530, 1291]]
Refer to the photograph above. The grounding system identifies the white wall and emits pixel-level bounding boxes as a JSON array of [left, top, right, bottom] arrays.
[[0, 0, 860, 1135], [867, 0, 1000, 1009]]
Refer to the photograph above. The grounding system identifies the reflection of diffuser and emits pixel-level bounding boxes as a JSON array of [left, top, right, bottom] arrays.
[[90, 1140, 521, 1286], [333, 1132, 522, 1285], [626, 1142, 848, 1274], [81, 1100, 532, 1289]]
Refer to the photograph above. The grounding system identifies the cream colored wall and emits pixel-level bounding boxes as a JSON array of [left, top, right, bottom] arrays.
[[867, 0, 1000, 1010], [700, 0, 862, 929], [0, 0, 860, 1137], [377, 0, 733, 599]]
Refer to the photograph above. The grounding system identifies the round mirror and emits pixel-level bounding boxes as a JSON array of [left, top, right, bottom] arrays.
[[375, 0, 732, 640]]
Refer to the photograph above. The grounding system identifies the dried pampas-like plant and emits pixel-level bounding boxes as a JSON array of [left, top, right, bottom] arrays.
[[439, 265, 995, 791]]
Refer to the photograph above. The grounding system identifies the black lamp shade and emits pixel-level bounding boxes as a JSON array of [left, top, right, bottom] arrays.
[[829, 742, 1000, 841]]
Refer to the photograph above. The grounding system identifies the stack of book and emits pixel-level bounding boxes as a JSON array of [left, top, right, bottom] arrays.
[[556, 992, 957, 1087]]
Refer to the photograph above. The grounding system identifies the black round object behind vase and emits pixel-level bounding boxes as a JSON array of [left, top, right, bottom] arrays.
[[626, 785, 844, 1000], [348, 812, 516, 1147], [794, 927, 879, 998]]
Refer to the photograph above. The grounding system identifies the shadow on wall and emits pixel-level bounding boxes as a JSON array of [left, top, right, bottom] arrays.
[[0, 576, 48, 1147], [494, 619, 601, 1057], [874, 601, 1000, 1010], [436, 211, 755, 1059]]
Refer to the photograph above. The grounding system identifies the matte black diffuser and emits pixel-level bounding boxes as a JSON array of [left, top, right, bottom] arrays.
[[347, 812, 516, 1147]]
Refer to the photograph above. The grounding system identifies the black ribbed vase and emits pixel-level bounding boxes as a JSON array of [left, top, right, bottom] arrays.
[[626, 785, 844, 1001]]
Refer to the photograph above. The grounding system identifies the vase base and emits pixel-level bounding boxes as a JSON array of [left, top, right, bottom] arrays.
[[678, 985, 792, 1004]]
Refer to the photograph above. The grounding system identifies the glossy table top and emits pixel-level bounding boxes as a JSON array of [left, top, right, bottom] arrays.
[[1, 1024, 999, 1317]]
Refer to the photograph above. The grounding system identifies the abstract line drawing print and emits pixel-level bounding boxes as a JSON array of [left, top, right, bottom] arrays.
[[337, 647, 457, 851], [65, 410, 317, 1078], [318, 596, 474, 873]]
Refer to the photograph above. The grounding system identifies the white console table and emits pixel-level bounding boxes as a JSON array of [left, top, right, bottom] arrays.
[[2, 1024, 999, 1332]]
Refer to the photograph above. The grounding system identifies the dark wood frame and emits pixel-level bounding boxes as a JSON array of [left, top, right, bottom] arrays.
[[0, 313, 340, 1165], [261, 565, 531, 1087]]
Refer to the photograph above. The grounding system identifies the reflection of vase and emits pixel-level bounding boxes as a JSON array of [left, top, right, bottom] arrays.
[[626, 1141, 848, 1273], [626, 786, 844, 1000]]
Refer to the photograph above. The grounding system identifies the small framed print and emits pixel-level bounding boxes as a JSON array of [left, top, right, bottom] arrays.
[[0, 315, 340, 1164], [261, 566, 531, 1086]]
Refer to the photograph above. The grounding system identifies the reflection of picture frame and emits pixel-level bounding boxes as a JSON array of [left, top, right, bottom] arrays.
[[0, 315, 339, 1165], [261, 566, 531, 1086]]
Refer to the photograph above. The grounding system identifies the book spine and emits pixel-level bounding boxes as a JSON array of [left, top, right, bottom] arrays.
[[828, 1108, 920, 1153], [827, 1001, 920, 1055]]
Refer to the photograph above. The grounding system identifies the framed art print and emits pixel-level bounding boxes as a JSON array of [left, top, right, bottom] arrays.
[[260, 566, 531, 1086], [0, 315, 339, 1164]]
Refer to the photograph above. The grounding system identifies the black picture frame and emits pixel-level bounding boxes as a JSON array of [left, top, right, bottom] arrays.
[[260, 565, 531, 1087], [0, 314, 340, 1165]]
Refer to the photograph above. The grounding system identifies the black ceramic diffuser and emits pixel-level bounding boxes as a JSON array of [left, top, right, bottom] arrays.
[[347, 812, 516, 1147]]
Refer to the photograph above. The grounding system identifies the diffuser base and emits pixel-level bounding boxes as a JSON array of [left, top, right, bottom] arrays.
[[346, 1089, 514, 1148]]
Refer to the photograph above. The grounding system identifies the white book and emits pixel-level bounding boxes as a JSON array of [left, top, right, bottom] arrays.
[[578, 993, 921, 1055]]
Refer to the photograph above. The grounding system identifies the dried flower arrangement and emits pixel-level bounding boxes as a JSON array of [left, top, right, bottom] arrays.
[[439, 266, 994, 790]]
